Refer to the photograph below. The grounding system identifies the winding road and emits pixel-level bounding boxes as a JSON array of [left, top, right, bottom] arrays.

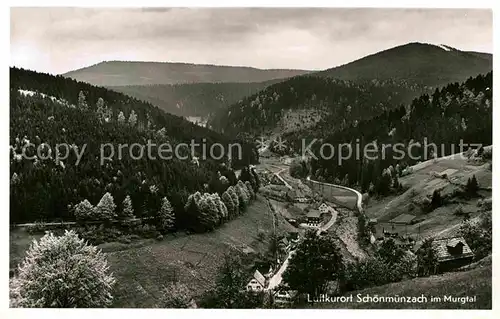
[[264, 173, 366, 291], [266, 207, 338, 291], [306, 176, 363, 213]]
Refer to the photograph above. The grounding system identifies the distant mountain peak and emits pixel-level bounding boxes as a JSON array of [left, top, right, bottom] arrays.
[[316, 42, 491, 85]]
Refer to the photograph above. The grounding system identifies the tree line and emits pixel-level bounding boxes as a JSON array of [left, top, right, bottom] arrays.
[[10, 67, 259, 225], [290, 72, 492, 196]]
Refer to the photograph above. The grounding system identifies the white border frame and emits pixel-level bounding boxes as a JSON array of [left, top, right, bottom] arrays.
[[2, 1, 497, 318]]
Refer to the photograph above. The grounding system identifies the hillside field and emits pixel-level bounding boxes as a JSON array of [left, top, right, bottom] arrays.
[[10, 195, 295, 307], [365, 152, 492, 241], [314, 261, 491, 309]]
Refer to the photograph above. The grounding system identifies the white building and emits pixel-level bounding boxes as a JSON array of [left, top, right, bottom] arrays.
[[318, 202, 335, 214], [274, 289, 298, 304], [246, 270, 266, 292]]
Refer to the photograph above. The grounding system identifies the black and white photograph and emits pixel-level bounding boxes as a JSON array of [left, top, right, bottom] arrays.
[[7, 4, 494, 312]]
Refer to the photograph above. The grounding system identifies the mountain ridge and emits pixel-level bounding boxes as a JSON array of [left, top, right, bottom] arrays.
[[63, 61, 312, 86]]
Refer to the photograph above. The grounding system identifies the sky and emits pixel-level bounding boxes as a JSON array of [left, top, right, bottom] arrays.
[[10, 7, 493, 75]]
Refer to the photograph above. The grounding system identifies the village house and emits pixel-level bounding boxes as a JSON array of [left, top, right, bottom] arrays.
[[295, 196, 310, 203], [318, 202, 335, 214], [286, 189, 311, 203], [270, 174, 285, 186], [432, 236, 475, 272], [246, 269, 267, 292], [306, 210, 322, 226], [273, 289, 298, 305], [378, 213, 416, 238]]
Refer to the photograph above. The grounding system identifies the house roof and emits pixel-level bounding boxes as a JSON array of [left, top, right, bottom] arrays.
[[432, 237, 474, 262], [274, 289, 298, 298], [389, 213, 416, 224], [252, 270, 266, 287], [306, 210, 321, 218]]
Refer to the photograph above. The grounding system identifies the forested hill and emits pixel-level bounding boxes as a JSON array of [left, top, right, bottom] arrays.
[[209, 75, 424, 136], [316, 43, 492, 87], [10, 67, 258, 157], [9, 67, 258, 224], [209, 43, 492, 137], [63, 61, 312, 86], [112, 80, 281, 118], [301, 72, 492, 194]]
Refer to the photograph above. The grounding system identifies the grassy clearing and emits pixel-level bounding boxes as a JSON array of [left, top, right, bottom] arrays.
[[107, 195, 296, 307], [10, 195, 294, 307], [314, 262, 492, 309], [308, 182, 358, 210], [269, 199, 309, 220], [10, 231, 44, 273]]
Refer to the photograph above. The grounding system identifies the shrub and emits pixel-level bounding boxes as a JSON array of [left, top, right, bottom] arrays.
[[361, 193, 370, 205], [236, 181, 249, 211], [25, 221, 47, 234], [134, 224, 159, 238], [459, 210, 492, 260], [10, 230, 115, 307], [74, 199, 95, 221], [77, 225, 122, 245], [245, 181, 256, 199], [289, 160, 307, 178], [341, 252, 416, 292], [157, 282, 193, 308], [257, 229, 266, 242], [118, 236, 132, 244], [416, 238, 438, 277], [482, 146, 492, 160], [481, 197, 492, 211]]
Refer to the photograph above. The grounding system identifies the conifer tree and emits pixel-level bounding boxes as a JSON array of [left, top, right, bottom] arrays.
[[128, 110, 138, 127], [122, 195, 135, 219], [465, 174, 479, 197], [221, 190, 236, 218], [96, 97, 105, 122], [245, 181, 255, 200], [77, 91, 88, 111], [117, 111, 126, 124], [11, 172, 20, 185], [158, 196, 175, 231], [227, 186, 240, 215], [236, 181, 249, 211], [95, 192, 117, 221]]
